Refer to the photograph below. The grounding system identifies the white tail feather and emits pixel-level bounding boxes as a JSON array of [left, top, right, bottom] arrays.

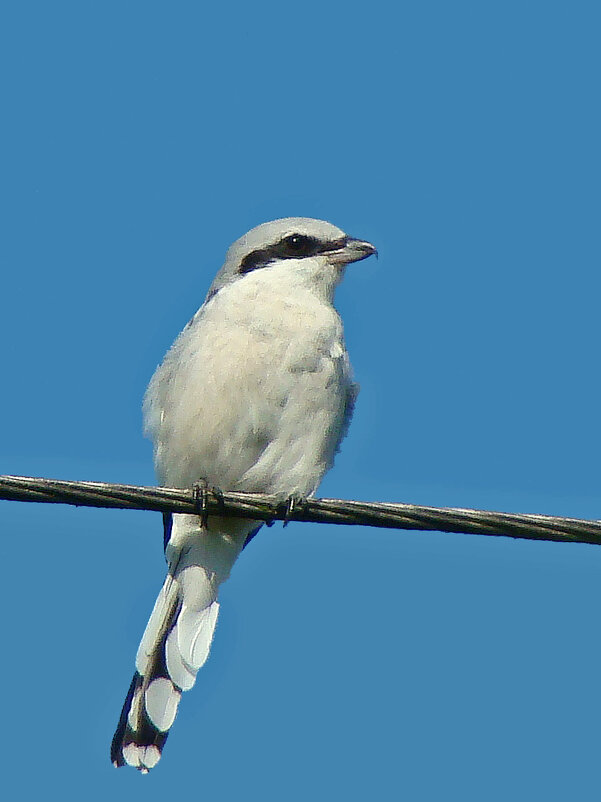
[[112, 514, 251, 772]]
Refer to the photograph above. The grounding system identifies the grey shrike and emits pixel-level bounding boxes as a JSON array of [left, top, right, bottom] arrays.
[[111, 217, 376, 772]]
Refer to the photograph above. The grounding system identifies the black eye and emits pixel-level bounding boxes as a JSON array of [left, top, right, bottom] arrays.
[[239, 234, 324, 275], [279, 234, 320, 258]]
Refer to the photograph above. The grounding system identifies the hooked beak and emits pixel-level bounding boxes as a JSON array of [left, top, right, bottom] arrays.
[[328, 237, 378, 266]]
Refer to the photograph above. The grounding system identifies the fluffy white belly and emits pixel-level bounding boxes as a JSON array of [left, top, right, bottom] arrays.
[[144, 276, 354, 497]]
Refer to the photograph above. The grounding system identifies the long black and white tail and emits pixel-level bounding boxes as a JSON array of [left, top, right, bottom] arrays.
[[111, 569, 220, 771], [111, 513, 251, 772]]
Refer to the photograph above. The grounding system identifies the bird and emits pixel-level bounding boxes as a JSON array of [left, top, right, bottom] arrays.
[[110, 217, 377, 772]]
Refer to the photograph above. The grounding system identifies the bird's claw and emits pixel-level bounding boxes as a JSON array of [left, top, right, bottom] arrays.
[[283, 494, 307, 527], [192, 479, 225, 527]]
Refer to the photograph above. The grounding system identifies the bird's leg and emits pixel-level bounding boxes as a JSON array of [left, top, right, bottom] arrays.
[[192, 479, 209, 527], [282, 494, 308, 527], [192, 479, 225, 527]]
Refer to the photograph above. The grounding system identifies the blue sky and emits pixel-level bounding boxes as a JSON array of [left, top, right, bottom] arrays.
[[1, 1, 600, 799]]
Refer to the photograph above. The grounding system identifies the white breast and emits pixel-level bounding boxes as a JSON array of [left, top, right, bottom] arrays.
[[144, 264, 355, 497]]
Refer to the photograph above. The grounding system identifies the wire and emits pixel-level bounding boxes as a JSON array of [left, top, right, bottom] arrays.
[[1, 473, 599, 546]]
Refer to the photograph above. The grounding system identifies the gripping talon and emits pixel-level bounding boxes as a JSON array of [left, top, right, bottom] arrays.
[[211, 486, 225, 511], [192, 479, 209, 527], [283, 494, 306, 527], [193, 480, 226, 527]]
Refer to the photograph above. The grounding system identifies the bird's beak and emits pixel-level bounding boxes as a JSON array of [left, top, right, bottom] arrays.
[[328, 237, 378, 265]]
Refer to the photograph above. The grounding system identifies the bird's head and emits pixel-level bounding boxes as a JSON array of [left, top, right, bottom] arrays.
[[207, 217, 377, 302]]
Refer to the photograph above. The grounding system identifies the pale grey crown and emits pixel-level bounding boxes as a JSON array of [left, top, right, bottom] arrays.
[[205, 217, 350, 301]]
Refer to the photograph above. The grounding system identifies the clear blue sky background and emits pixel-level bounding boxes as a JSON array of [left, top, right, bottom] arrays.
[[1, 1, 599, 799]]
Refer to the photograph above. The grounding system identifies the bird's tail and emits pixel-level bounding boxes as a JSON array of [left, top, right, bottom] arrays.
[[111, 513, 253, 772]]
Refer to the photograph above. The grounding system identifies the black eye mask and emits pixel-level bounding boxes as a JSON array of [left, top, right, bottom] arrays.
[[239, 234, 347, 274]]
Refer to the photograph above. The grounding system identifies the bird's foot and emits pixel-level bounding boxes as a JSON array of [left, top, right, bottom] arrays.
[[192, 479, 225, 527], [282, 494, 308, 527]]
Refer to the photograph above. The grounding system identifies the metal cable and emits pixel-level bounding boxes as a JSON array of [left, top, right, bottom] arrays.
[[1, 474, 600, 546]]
